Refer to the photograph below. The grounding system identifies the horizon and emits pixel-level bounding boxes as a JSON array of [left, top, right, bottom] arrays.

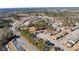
[[0, 7, 79, 9]]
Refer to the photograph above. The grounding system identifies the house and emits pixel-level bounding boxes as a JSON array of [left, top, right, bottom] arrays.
[[28, 26, 36, 32], [17, 14, 29, 17], [23, 21, 30, 27], [66, 37, 79, 48], [65, 29, 79, 48]]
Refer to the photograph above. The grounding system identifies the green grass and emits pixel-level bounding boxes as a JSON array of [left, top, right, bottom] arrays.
[[36, 39, 45, 51], [34, 20, 47, 29], [21, 29, 46, 51]]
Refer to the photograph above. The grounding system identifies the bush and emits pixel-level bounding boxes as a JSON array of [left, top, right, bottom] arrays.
[[34, 20, 47, 29], [0, 28, 13, 51], [36, 39, 45, 51]]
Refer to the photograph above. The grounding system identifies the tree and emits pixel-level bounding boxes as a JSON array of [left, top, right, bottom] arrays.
[[0, 20, 10, 28], [34, 20, 47, 29], [36, 39, 45, 51], [21, 29, 33, 42], [12, 14, 19, 20], [0, 28, 13, 51]]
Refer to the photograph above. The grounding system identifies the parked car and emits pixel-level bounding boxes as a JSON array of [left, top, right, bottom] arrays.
[[45, 40, 55, 46]]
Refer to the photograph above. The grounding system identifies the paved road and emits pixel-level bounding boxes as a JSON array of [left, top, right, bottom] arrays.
[[52, 40, 69, 51], [8, 16, 39, 51], [37, 33, 69, 51], [8, 16, 54, 51], [12, 29, 38, 51], [20, 36, 38, 51], [12, 36, 38, 51]]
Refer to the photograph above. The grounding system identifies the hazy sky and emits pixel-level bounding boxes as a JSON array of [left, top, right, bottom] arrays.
[[0, 0, 79, 8]]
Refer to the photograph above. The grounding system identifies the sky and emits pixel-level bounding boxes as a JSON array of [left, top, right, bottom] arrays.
[[0, 0, 79, 8]]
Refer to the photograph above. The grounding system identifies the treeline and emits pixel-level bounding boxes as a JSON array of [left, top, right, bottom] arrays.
[[0, 20, 11, 28], [0, 28, 14, 51]]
